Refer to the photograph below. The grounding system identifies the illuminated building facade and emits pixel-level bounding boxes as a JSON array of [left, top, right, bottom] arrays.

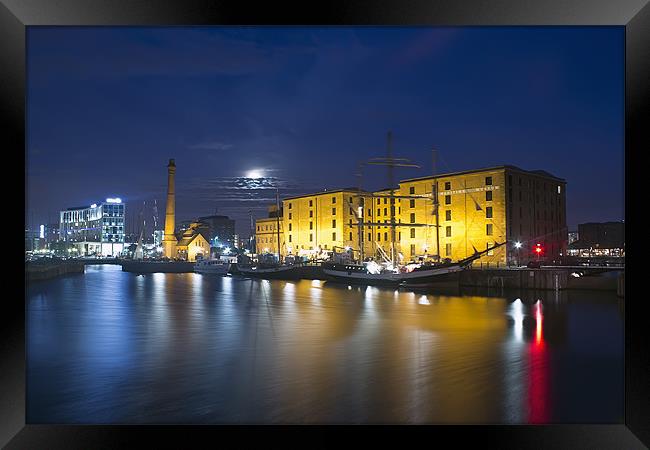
[[175, 223, 210, 261], [396, 166, 567, 265], [59, 198, 125, 256], [280, 188, 372, 259], [259, 166, 566, 265]]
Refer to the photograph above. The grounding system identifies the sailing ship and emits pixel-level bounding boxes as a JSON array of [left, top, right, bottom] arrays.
[[322, 242, 505, 286], [237, 187, 303, 280], [321, 131, 505, 286]]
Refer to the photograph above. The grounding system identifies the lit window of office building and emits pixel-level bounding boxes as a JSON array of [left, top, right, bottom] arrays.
[[59, 198, 126, 256]]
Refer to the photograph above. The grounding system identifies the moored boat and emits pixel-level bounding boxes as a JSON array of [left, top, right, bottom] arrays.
[[194, 258, 230, 275], [322, 242, 506, 286]]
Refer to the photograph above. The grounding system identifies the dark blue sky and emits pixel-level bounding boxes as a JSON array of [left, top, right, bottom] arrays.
[[27, 26, 624, 237]]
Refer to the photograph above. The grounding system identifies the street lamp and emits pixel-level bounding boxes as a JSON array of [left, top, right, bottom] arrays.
[[514, 241, 522, 267]]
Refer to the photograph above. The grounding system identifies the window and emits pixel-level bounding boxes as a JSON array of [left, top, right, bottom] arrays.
[[410, 199, 415, 208], [368, 208, 372, 216], [409, 186, 415, 194], [486, 190, 492, 201], [384, 208, 387, 216], [368, 233, 372, 241], [384, 232, 388, 241], [410, 213, 416, 223], [332, 232, 336, 241], [398, 232, 401, 240], [485, 176, 493, 185], [446, 226, 451, 237], [289, 213, 292, 220], [257, 226, 260, 231], [486, 207, 493, 218], [288, 224, 292, 231], [309, 210, 313, 218], [445, 210, 451, 221], [445, 195, 451, 205], [310, 233, 313, 241], [445, 181, 451, 190], [332, 208, 336, 215], [557, 185, 561, 194], [349, 232, 353, 240], [332, 220, 336, 228], [410, 228, 415, 238], [332, 197, 336, 204], [350, 208, 354, 215], [486, 224, 493, 235], [310, 222, 313, 230], [446, 243, 451, 256], [377, 233, 381, 241], [377, 209, 381, 216], [384, 198, 387, 205], [289, 235, 292, 242], [309, 200, 313, 207]]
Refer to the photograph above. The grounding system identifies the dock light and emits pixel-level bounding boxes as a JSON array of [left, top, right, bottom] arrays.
[[514, 241, 522, 249]]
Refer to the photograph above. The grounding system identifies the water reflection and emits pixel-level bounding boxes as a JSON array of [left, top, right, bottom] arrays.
[[26, 265, 623, 424]]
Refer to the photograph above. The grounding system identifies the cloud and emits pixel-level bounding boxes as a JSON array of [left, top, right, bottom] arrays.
[[188, 141, 234, 151]]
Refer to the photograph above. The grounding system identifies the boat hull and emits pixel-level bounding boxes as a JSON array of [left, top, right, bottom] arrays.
[[321, 261, 471, 286], [237, 265, 304, 280], [194, 265, 230, 275]]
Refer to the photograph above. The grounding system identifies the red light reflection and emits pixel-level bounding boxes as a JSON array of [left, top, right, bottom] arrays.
[[528, 301, 549, 423]]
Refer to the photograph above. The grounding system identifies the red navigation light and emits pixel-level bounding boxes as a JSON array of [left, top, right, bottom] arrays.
[[535, 243, 543, 254]]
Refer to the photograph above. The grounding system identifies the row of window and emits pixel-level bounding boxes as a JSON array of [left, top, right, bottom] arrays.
[[286, 196, 358, 210]]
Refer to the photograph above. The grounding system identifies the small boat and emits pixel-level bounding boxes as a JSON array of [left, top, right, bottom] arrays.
[[194, 258, 230, 275]]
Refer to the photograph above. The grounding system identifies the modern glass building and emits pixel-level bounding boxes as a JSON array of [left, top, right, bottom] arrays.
[[59, 198, 126, 256]]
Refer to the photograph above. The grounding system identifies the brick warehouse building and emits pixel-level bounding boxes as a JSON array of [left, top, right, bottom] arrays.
[[255, 165, 567, 266]]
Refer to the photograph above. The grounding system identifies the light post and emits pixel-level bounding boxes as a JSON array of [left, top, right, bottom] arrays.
[[514, 241, 522, 267]]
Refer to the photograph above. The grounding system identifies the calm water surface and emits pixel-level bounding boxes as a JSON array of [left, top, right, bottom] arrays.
[[27, 265, 623, 424]]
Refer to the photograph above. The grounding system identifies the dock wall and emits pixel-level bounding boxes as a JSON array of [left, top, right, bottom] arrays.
[[26, 261, 85, 282]]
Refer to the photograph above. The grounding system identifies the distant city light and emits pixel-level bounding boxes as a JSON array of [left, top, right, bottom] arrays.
[[514, 241, 522, 249], [90, 203, 97, 208], [106, 198, 122, 203], [39, 224, 45, 239]]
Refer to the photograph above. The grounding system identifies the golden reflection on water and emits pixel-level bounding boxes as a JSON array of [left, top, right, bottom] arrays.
[[26, 265, 623, 424]]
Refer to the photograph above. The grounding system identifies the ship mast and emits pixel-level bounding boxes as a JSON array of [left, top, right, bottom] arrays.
[[275, 186, 282, 263], [432, 148, 440, 260], [365, 131, 421, 268]]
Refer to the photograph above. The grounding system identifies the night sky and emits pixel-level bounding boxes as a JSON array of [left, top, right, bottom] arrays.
[[26, 26, 624, 238]]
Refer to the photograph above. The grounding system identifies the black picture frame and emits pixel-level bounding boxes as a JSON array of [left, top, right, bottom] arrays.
[[3, 0, 648, 447]]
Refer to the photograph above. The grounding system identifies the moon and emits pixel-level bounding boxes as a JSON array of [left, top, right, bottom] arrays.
[[246, 169, 264, 179]]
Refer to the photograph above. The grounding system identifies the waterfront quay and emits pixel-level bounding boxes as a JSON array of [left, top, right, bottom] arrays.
[[25, 259, 84, 282], [26, 264, 624, 424]]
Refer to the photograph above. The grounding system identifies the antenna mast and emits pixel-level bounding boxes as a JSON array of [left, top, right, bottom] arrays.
[[275, 187, 282, 263], [433, 148, 440, 260]]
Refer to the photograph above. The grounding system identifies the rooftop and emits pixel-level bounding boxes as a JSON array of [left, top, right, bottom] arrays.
[[401, 165, 565, 183]]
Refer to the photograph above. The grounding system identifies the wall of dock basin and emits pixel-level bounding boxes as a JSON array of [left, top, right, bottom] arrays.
[[26, 261, 85, 282], [458, 269, 623, 292], [460, 269, 568, 290]]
